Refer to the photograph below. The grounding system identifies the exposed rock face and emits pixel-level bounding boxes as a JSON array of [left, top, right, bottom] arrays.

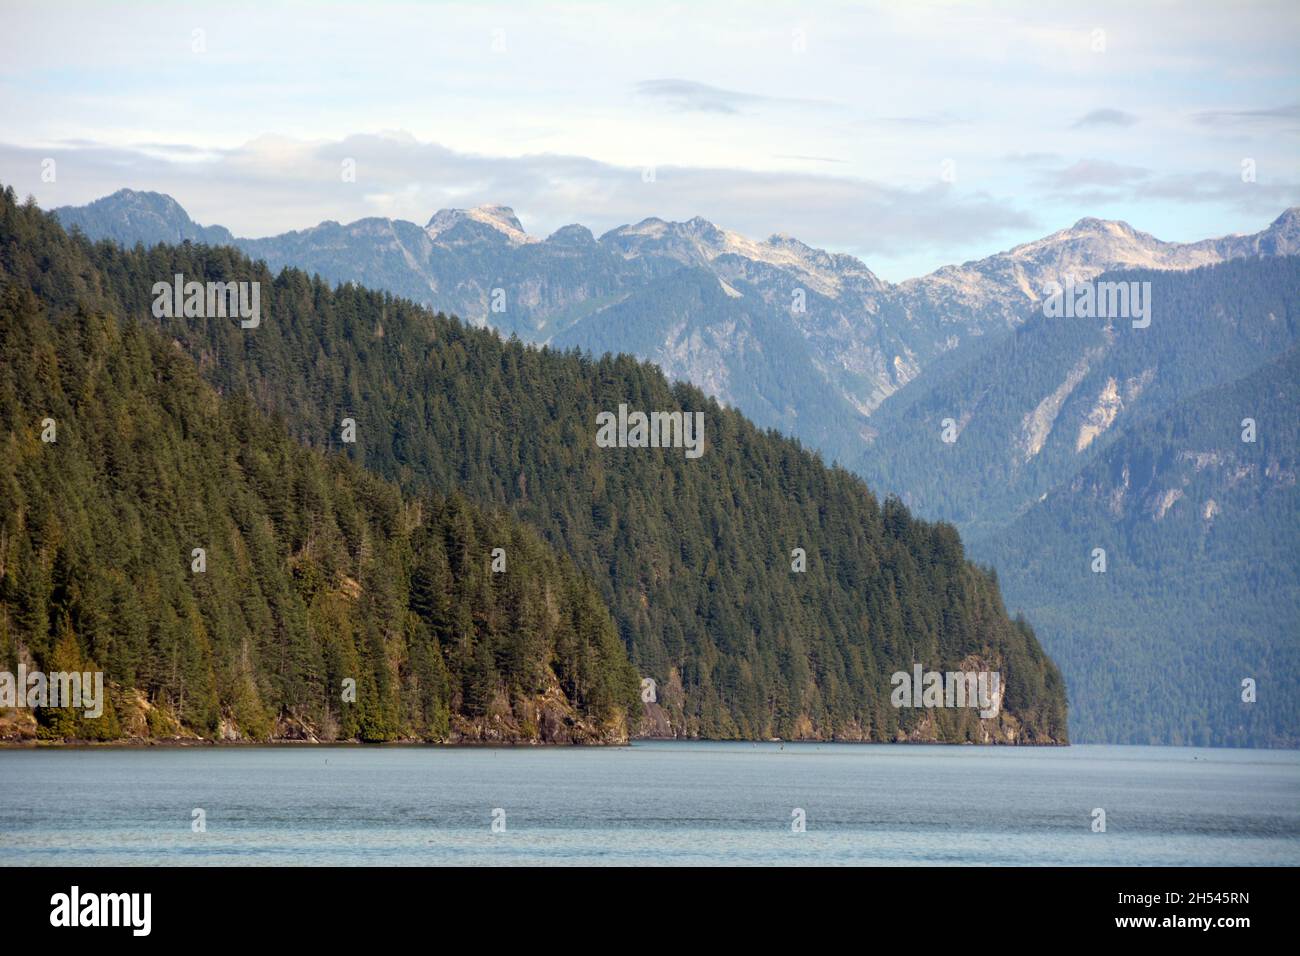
[[0, 707, 37, 741], [1019, 352, 1096, 462], [449, 687, 630, 745], [635, 701, 674, 739], [1076, 377, 1124, 452], [425, 205, 537, 246], [1, 692, 632, 747]]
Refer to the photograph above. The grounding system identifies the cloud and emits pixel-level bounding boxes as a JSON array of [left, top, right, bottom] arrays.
[[1, 0, 1296, 282], [1192, 102, 1300, 128], [857, 114, 964, 129], [772, 154, 847, 164], [633, 79, 827, 114], [1040, 159, 1151, 190], [1072, 109, 1138, 128], [1134, 170, 1300, 213], [1032, 157, 1300, 215], [1003, 151, 1062, 164], [0, 132, 1035, 264]]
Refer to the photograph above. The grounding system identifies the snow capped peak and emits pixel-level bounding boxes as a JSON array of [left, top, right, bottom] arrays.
[[425, 204, 536, 244], [683, 214, 722, 234], [1069, 216, 1112, 231], [904, 211, 1269, 308], [766, 233, 806, 248]]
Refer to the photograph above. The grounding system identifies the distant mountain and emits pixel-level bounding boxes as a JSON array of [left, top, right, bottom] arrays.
[[896, 211, 1300, 333], [860, 256, 1300, 535], [548, 266, 868, 454], [53, 190, 1300, 466], [54, 188, 236, 248], [590, 215, 916, 425], [856, 256, 1299, 747], [980, 348, 1300, 746]]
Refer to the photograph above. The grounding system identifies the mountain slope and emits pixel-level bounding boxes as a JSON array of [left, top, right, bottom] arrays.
[[859, 256, 1300, 535], [550, 266, 867, 457], [979, 349, 1300, 746], [0, 196, 640, 744], [54, 188, 237, 248], [857, 256, 1300, 747], [15, 184, 1069, 743], [43, 188, 1300, 747], [895, 210, 1300, 335]]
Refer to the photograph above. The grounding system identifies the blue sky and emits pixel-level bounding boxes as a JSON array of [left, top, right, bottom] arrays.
[[2, 0, 1297, 280]]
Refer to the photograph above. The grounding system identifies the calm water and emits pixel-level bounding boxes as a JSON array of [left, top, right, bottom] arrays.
[[1, 743, 1297, 865]]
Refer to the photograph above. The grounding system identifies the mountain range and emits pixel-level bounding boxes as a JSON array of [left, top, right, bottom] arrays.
[[48, 188, 1300, 746], [53, 189, 1300, 453]]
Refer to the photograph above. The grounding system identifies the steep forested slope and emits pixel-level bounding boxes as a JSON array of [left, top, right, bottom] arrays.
[[3, 187, 1068, 743], [858, 257, 1299, 746], [0, 198, 640, 744], [859, 257, 1300, 535], [980, 350, 1299, 746]]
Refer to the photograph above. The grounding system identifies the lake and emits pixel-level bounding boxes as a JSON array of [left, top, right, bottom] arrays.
[[1, 742, 1297, 865]]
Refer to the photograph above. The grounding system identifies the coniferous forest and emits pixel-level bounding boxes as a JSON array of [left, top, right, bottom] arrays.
[[0, 185, 1068, 743]]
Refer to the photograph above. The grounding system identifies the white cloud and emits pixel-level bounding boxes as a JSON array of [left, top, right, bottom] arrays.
[[1, 0, 1297, 278]]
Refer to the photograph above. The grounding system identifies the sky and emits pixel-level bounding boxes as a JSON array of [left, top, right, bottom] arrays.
[[1, 0, 1298, 280]]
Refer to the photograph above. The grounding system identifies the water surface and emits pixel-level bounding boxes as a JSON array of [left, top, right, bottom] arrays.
[[1, 743, 1296, 865]]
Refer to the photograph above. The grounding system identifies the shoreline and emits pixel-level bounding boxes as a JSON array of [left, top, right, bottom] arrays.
[[0, 735, 1069, 749]]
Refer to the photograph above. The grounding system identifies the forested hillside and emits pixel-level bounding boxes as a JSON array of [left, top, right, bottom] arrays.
[[853, 256, 1299, 746], [3, 186, 1068, 743], [0, 197, 640, 743], [981, 350, 1299, 746], [860, 257, 1300, 535]]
